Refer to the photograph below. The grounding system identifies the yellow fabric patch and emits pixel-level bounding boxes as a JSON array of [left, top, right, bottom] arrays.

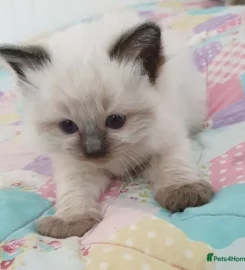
[[171, 15, 212, 30], [86, 245, 176, 270], [157, 0, 182, 8], [0, 113, 19, 125], [85, 216, 215, 270]]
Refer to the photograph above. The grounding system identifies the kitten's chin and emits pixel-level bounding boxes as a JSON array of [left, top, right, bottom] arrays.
[[80, 156, 123, 179]]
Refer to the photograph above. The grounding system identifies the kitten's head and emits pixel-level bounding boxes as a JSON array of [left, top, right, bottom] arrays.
[[0, 19, 164, 168]]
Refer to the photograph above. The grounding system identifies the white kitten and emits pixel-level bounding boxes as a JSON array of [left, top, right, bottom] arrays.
[[0, 12, 213, 238]]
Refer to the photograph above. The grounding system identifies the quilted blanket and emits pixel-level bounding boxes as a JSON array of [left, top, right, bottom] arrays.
[[1, 1, 245, 270]]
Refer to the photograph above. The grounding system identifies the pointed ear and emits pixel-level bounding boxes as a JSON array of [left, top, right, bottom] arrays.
[[0, 45, 50, 83], [109, 22, 164, 84]]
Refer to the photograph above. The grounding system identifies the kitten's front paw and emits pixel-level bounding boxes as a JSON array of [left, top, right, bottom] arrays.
[[36, 213, 100, 238], [155, 181, 214, 213]]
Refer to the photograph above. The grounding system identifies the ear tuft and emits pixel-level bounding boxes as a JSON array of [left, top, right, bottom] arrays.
[[0, 45, 50, 82], [109, 22, 164, 84]]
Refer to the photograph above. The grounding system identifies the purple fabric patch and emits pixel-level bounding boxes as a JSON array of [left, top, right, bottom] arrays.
[[24, 156, 52, 176], [139, 11, 153, 16], [10, 121, 21, 126], [138, 11, 156, 19], [212, 97, 245, 129], [194, 14, 237, 34], [193, 41, 222, 71]]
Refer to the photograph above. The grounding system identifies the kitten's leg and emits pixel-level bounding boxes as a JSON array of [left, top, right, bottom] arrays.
[[149, 136, 214, 212], [36, 160, 110, 238]]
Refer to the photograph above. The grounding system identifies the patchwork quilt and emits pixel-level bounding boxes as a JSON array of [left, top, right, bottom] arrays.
[[1, 1, 245, 269]]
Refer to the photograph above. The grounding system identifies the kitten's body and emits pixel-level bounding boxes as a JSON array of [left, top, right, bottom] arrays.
[[0, 13, 213, 238]]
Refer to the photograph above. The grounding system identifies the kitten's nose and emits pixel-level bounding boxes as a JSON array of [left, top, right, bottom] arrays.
[[83, 136, 106, 158], [82, 124, 107, 159]]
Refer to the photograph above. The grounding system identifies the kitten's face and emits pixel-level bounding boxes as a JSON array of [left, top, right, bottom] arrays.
[[33, 61, 157, 164], [0, 19, 163, 170]]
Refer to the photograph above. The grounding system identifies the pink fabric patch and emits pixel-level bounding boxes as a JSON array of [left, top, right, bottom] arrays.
[[209, 143, 245, 191], [217, 15, 241, 34], [99, 180, 123, 202], [206, 42, 245, 89], [207, 76, 243, 119], [37, 178, 122, 204], [37, 178, 56, 204]]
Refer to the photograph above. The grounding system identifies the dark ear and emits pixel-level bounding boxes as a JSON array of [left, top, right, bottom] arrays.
[[0, 45, 50, 83], [109, 22, 164, 84]]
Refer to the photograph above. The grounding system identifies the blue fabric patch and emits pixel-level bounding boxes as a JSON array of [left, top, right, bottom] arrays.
[[240, 73, 245, 93], [0, 68, 9, 77], [0, 189, 52, 241], [3, 207, 55, 242], [188, 7, 226, 15], [156, 184, 245, 249]]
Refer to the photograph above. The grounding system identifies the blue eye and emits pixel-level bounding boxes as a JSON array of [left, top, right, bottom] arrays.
[[106, 115, 126, 129], [59, 120, 78, 134]]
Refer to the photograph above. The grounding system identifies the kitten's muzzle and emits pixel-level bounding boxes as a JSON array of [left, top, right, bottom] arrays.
[[82, 125, 108, 159]]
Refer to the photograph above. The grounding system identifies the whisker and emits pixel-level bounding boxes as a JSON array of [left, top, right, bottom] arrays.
[[123, 151, 148, 184], [121, 154, 139, 182], [129, 148, 154, 166], [128, 148, 157, 174], [119, 156, 133, 184]]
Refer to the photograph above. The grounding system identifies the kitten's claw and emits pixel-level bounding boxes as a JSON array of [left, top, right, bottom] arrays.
[[155, 181, 214, 212], [36, 213, 100, 238]]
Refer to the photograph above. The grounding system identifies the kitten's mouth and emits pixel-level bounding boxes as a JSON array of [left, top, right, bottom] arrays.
[[84, 153, 111, 165]]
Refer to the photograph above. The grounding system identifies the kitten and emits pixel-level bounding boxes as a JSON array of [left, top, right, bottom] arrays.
[[0, 13, 214, 239]]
